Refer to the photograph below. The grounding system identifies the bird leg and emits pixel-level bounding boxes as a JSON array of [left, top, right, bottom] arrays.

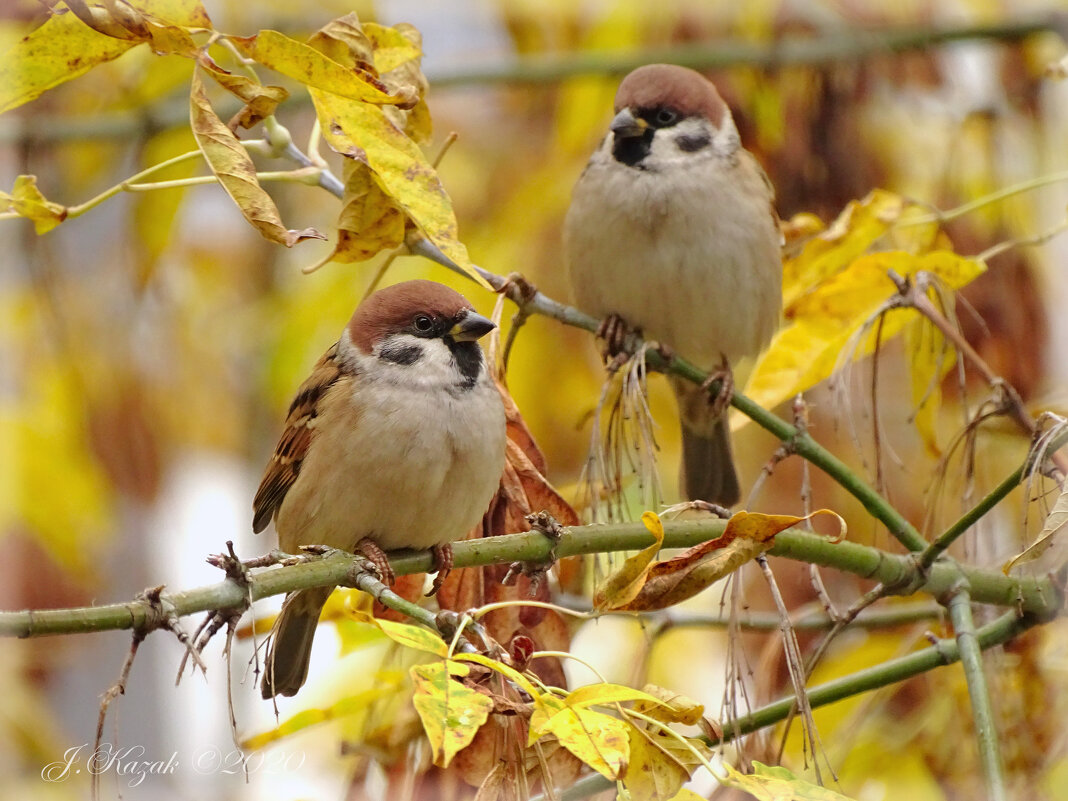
[[701, 356, 735, 418], [355, 537, 395, 586], [597, 313, 640, 370], [427, 543, 453, 597]]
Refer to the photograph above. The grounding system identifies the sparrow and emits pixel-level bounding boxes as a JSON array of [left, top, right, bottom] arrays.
[[564, 64, 782, 506], [254, 279, 507, 698]]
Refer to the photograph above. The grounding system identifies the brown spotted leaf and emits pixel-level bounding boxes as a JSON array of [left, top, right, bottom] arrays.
[[411, 661, 494, 768], [230, 28, 412, 107], [198, 54, 288, 129], [306, 158, 406, 271], [189, 69, 324, 247]]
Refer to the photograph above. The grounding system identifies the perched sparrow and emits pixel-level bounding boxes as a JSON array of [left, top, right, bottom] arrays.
[[564, 64, 782, 506], [254, 280, 507, 698]]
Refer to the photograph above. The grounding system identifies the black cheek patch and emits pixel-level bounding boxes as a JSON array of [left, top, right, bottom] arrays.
[[379, 341, 424, 365], [676, 133, 711, 153]]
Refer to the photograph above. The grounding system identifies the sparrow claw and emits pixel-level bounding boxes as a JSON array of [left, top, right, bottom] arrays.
[[502, 511, 564, 594], [427, 543, 453, 597], [597, 314, 639, 365], [499, 272, 538, 307], [355, 537, 395, 586], [701, 356, 735, 418]]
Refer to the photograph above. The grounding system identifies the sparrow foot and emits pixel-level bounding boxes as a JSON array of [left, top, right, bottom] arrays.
[[701, 357, 735, 418], [502, 511, 564, 595], [427, 543, 453, 597], [597, 314, 640, 368], [354, 537, 395, 586]]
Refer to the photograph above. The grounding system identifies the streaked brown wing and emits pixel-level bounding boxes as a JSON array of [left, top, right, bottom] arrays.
[[252, 342, 345, 533]]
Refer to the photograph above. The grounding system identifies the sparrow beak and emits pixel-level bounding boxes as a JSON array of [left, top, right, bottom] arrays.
[[609, 108, 648, 139], [450, 310, 496, 342]]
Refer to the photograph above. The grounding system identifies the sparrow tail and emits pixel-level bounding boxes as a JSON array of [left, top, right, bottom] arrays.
[[680, 418, 740, 507], [261, 587, 332, 699]]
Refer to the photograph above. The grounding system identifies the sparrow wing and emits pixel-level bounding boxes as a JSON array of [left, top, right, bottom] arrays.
[[253, 342, 346, 533]]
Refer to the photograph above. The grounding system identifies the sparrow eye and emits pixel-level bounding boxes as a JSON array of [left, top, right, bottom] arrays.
[[413, 314, 434, 333], [654, 108, 678, 126]]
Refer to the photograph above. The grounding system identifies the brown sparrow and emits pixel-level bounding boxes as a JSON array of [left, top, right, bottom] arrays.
[[255, 280, 507, 697], [564, 64, 782, 506]]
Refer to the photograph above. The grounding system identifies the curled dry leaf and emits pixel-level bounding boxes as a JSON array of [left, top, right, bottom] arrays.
[[601, 510, 845, 612], [1003, 483, 1068, 575], [189, 69, 324, 247], [197, 53, 288, 130]]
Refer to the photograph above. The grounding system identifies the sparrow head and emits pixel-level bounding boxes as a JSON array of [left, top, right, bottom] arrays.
[[608, 64, 739, 169], [346, 280, 495, 390]]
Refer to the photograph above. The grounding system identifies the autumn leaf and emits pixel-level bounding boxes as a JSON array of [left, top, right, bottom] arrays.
[[241, 678, 404, 749], [632, 684, 706, 726], [782, 189, 906, 307], [605, 510, 845, 612], [624, 722, 712, 801], [230, 28, 413, 107], [305, 158, 407, 271], [197, 54, 288, 129], [0, 0, 211, 113], [720, 761, 859, 800], [1003, 484, 1068, 575], [344, 609, 448, 657], [1, 176, 68, 234], [529, 697, 630, 780], [189, 68, 324, 247], [410, 660, 494, 768], [745, 250, 984, 416], [310, 87, 479, 283], [593, 511, 664, 609]]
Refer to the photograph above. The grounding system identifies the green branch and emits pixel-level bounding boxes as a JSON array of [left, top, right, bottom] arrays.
[[2, 519, 1059, 639], [946, 588, 1007, 801]]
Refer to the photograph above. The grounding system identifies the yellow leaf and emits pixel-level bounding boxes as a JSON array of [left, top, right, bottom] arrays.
[[306, 159, 406, 271], [624, 722, 707, 801], [1004, 484, 1068, 574], [310, 88, 481, 284], [594, 511, 664, 610], [529, 693, 569, 744], [230, 29, 412, 107], [376, 618, 449, 657], [189, 68, 324, 247], [198, 54, 288, 129], [538, 705, 630, 781], [411, 661, 493, 768], [563, 682, 664, 711], [633, 685, 705, 726], [1, 175, 68, 233], [904, 316, 952, 457], [783, 189, 905, 307], [363, 22, 423, 74], [241, 679, 402, 749], [745, 250, 984, 415], [453, 652, 540, 699], [342, 609, 448, 656], [0, 0, 210, 113], [720, 761, 859, 800]]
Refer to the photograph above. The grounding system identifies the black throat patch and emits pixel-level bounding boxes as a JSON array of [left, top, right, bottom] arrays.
[[612, 129, 655, 168], [447, 339, 483, 390]]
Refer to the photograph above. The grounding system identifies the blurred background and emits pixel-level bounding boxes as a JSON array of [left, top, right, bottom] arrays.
[[3, 0, 1068, 799]]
